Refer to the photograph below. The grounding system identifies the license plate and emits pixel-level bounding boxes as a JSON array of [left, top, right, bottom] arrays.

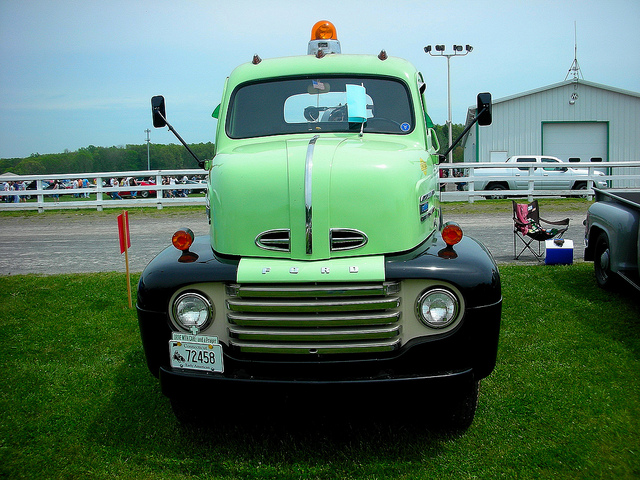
[[169, 336, 224, 373]]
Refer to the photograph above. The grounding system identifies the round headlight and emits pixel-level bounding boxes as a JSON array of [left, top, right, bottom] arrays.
[[173, 292, 213, 332], [416, 288, 459, 329]]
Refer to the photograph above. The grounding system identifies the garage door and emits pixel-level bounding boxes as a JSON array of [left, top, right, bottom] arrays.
[[542, 122, 608, 163]]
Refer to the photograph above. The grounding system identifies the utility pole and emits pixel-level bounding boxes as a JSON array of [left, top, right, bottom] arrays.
[[145, 129, 151, 170], [424, 44, 473, 163]]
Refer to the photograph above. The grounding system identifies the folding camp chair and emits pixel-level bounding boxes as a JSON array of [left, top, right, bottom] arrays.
[[512, 200, 569, 261]]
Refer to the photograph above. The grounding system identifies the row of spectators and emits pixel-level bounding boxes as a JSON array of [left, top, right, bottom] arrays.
[[1, 180, 28, 202], [2, 175, 207, 202]]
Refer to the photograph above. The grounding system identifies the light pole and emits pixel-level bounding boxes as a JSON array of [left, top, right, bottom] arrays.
[[424, 44, 473, 163], [145, 129, 151, 170]]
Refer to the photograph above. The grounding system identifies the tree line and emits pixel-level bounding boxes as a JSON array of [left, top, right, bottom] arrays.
[[0, 124, 465, 175], [0, 143, 215, 176]]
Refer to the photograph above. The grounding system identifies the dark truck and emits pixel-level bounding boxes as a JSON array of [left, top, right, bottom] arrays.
[[585, 188, 640, 292], [137, 21, 502, 430]]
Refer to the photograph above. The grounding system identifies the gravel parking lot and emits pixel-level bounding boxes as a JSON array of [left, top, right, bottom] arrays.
[[0, 202, 590, 275]]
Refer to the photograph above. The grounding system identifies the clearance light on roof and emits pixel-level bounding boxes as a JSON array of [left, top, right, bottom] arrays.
[[308, 20, 341, 56]]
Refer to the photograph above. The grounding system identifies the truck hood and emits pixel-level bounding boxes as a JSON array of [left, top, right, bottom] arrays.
[[209, 136, 438, 260]]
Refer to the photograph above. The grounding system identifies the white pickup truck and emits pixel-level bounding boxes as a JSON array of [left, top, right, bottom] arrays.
[[471, 156, 607, 197]]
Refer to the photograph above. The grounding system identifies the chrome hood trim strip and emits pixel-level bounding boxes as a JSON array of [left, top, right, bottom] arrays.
[[305, 135, 319, 255]]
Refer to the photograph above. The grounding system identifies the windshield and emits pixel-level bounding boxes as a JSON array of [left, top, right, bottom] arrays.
[[226, 76, 414, 139]]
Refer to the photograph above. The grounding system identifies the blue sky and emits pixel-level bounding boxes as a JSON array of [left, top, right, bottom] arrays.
[[1, 0, 639, 159]]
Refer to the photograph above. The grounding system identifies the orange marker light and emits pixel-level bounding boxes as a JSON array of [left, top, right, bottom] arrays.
[[311, 20, 337, 40], [441, 222, 463, 246], [172, 228, 195, 251]]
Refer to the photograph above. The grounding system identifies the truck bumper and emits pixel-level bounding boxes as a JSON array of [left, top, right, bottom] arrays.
[[138, 233, 502, 400], [159, 364, 476, 401], [155, 298, 500, 399]]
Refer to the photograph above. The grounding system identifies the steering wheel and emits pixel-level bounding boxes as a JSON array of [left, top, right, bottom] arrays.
[[327, 105, 347, 122], [365, 117, 402, 130], [304, 106, 321, 122]]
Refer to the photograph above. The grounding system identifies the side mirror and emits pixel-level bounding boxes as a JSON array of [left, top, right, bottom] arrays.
[[440, 92, 493, 160], [476, 92, 492, 126], [149, 95, 205, 169], [151, 95, 167, 128]]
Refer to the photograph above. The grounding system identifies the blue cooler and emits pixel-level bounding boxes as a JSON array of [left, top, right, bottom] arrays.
[[545, 239, 573, 265]]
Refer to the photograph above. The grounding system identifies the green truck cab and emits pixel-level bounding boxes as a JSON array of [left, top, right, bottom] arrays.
[[137, 21, 501, 429]]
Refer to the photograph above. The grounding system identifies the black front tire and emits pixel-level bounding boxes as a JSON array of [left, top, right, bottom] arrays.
[[170, 397, 199, 424], [594, 232, 616, 289], [430, 380, 479, 432]]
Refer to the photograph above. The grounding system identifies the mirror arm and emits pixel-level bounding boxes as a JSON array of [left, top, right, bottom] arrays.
[[440, 105, 487, 161], [153, 108, 205, 169]]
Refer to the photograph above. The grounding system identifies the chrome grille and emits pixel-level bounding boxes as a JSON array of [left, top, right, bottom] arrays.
[[330, 228, 368, 251], [225, 282, 401, 355], [255, 229, 291, 252]]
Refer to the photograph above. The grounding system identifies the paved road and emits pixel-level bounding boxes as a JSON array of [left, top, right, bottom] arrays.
[[0, 205, 589, 275]]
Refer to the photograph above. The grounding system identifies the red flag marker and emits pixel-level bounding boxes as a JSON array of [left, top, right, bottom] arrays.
[[117, 211, 131, 254], [117, 210, 132, 308]]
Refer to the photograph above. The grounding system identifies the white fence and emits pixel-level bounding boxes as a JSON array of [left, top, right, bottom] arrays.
[[1, 162, 639, 212], [437, 160, 640, 203], [0, 169, 207, 212]]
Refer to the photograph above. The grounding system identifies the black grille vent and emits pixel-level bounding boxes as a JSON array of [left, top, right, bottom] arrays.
[[255, 229, 291, 252], [330, 229, 368, 251]]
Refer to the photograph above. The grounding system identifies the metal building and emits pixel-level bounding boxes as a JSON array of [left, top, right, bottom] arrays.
[[462, 79, 640, 171]]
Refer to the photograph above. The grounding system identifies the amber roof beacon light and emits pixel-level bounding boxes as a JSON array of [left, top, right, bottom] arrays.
[[308, 20, 341, 56]]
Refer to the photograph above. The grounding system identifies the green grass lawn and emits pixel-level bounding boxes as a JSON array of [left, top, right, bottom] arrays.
[[1, 264, 638, 479]]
